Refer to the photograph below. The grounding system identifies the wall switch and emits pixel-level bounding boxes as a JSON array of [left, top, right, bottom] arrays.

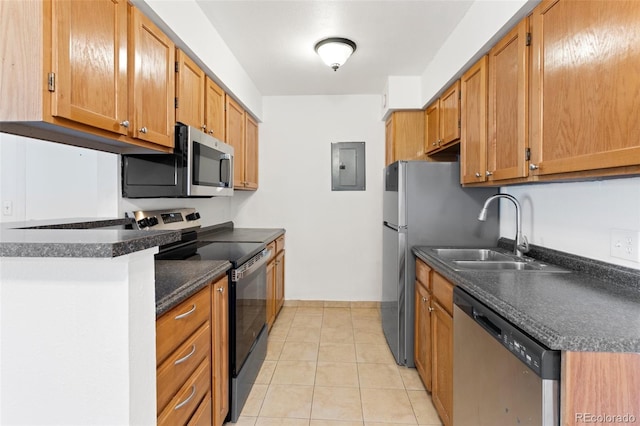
[[2, 200, 12, 216], [610, 229, 640, 263]]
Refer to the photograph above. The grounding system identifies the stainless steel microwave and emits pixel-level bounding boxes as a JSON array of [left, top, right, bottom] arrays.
[[122, 124, 234, 198]]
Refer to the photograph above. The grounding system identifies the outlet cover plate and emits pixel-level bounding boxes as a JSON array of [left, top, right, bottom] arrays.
[[610, 229, 640, 263]]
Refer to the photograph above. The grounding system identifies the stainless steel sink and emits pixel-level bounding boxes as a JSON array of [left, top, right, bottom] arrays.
[[432, 248, 513, 261], [428, 248, 570, 273]]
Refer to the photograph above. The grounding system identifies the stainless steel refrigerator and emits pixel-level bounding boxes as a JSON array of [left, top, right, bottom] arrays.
[[382, 161, 499, 367]]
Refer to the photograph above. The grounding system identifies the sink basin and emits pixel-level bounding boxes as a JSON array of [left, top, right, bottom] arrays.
[[451, 260, 570, 273], [432, 248, 513, 261]]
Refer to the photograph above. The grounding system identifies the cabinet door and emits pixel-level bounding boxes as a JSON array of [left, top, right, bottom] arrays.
[[244, 114, 259, 190], [51, 0, 128, 135], [175, 49, 205, 130], [212, 277, 229, 426], [530, 0, 640, 175], [460, 56, 489, 184], [431, 300, 453, 426], [424, 101, 440, 154], [130, 6, 175, 147], [275, 250, 285, 314], [487, 19, 529, 181], [226, 95, 245, 188], [385, 116, 395, 166], [266, 260, 276, 330], [439, 81, 460, 146], [414, 280, 432, 392], [389, 111, 425, 162], [205, 77, 226, 141]]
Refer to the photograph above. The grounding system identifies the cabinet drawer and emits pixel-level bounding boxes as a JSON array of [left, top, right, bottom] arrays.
[[267, 241, 276, 262], [157, 322, 211, 413], [416, 259, 431, 288], [275, 235, 285, 253], [157, 286, 211, 365], [187, 391, 212, 426], [158, 358, 211, 426], [432, 272, 454, 316]]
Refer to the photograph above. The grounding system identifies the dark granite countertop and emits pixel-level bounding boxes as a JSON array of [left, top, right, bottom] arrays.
[[0, 217, 180, 258], [155, 260, 231, 317], [413, 241, 640, 352], [197, 221, 285, 244]]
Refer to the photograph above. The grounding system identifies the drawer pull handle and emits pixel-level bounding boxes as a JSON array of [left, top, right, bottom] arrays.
[[217, 287, 224, 293], [174, 304, 196, 320], [174, 385, 196, 410], [174, 345, 196, 365]]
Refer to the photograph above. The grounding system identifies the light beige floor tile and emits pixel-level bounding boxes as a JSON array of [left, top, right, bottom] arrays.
[[365, 423, 421, 426], [315, 361, 359, 387], [241, 384, 268, 417], [296, 306, 324, 314], [323, 301, 352, 308], [351, 317, 383, 332], [398, 366, 426, 391], [318, 342, 357, 363], [311, 421, 363, 426], [265, 339, 285, 361], [268, 322, 291, 341], [323, 307, 352, 315], [259, 384, 314, 418], [311, 386, 363, 421], [255, 360, 277, 384], [353, 328, 387, 345], [322, 314, 352, 329], [355, 343, 397, 364], [297, 300, 325, 308], [287, 326, 322, 343], [228, 416, 257, 425], [280, 341, 319, 361], [275, 310, 296, 326], [350, 308, 380, 319], [407, 390, 442, 425], [358, 363, 405, 389], [361, 388, 417, 424], [320, 326, 355, 344], [350, 302, 380, 309], [292, 314, 324, 329], [256, 417, 311, 425], [271, 360, 317, 385]]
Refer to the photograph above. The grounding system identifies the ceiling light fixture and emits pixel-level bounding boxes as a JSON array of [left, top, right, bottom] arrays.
[[314, 37, 357, 71]]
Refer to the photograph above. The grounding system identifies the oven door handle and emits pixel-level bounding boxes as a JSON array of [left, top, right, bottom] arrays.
[[231, 248, 271, 282]]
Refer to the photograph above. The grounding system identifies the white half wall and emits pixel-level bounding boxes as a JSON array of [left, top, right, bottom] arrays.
[[501, 178, 640, 270], [231, 95, 385, 302]]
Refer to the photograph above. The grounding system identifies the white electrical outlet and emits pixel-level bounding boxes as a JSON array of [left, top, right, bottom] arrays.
[[610, 229, 640, 263], [2, 200, 12, 216]]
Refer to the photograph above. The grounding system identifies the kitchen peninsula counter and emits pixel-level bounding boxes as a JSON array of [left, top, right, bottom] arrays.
[[197, 221, 285, 244], [413, 241, 640, 353]]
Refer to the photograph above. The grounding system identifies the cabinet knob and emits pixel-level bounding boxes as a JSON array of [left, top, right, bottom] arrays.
[[432, 142, 437, 147], [119, 120, 129, 128], [139, 127, 148, 134], [217, 287, 224, 293], [486, 171, 493, 177], [201, 124, 207, 131], [422, 297, 427, 303], [428, 307, 434, 313], [529, 163, 539, 170], [208, 130, 214, 135], [475, 172, 481, 178]]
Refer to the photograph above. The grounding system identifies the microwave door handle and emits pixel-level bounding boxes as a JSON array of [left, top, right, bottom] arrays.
[[220, 154, 232, 187]]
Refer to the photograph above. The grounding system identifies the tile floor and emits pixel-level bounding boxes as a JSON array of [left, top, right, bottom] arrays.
[[226, 305, 442, 425]]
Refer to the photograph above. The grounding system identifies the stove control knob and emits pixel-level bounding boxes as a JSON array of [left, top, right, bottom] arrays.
[[137, 218, 150, 228], [186, 212, 201, 221], [147, 216, 159, 227]]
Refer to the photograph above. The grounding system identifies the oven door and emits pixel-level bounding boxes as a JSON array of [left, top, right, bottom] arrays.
[[230, 253, 269, 376], [186, 126, 234, 197]]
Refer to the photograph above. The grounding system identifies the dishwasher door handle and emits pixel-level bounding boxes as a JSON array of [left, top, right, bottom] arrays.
[[472, 309, 502, 339]]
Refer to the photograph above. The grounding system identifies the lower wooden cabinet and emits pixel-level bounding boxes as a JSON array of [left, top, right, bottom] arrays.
[[414, 278, 432, 392], [431, 299, 453, 426], [267, 234, 286, 331], [156, 276, 229, 426]]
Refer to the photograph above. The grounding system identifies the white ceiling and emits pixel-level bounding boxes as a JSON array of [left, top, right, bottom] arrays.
[[196, 1, 474, 96]]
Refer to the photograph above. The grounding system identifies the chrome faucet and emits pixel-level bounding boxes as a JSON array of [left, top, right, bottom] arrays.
[[478, 193, 529, 257]]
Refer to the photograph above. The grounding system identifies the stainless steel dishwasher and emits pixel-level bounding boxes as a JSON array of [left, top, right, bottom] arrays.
[[453, 287, 561, 425]]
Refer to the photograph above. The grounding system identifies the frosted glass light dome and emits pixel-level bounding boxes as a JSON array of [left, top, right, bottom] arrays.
[[314, 38, 357, 71]]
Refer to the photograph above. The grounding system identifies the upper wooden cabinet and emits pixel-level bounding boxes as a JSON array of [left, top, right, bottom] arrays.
[[226, 95, 259, 190], [460, 56, 489, 184], [487, 19, 529, 182], [385, 111, 425, 165], [175, 49, 206, 130], [205, 77, 226, 141], [529, 0, 640, 177], [425, 81, 461, 155], [129, 6, 175, 148], [0, 0, 174, 153]]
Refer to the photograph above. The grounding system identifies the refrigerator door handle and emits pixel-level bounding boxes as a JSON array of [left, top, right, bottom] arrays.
[[384, 221, 406, 232]]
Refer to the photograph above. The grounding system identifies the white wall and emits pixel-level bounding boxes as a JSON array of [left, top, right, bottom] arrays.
[[501, 179, 640, 270], [231, 95, 385, 302], [0, 133, 119, 222]]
